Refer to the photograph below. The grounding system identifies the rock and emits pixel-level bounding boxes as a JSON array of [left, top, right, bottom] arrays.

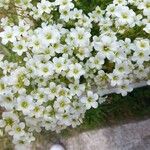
[[26, 119, 150, 150], [63, 119, 150, 150]]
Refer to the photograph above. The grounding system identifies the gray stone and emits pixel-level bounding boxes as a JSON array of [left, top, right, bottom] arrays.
[[63, 119, 150, 150], [25, 119, 150, 150]]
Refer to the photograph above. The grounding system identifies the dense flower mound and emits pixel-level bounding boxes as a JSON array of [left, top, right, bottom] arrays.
[[0, 0, 150, 146]]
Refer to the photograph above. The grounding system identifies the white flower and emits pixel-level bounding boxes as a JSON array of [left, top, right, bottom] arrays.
[[9, 122, 25, 139], [69, 82, 85, 96], [37, 62, 54, 77], [0, 94, 15, 110], [143, 23, 150, 34], [13, 20, 30, 37], [54, 96, 71, 112], [12, 40, 28, 56], [128, 0, 139, 6], [116, 81, 133, 96], [27, 35, 43, 53], [98, 96, 106, 104], [119, 38, 135, 54], [107, 73, 123, 86], [71, 8, 83, 19], [89, 54, 104, 69], [134, 38, 150, 50], [75, 46, 91, 60], [57, 112, 72, 126], [115, 6, 136, 26], [43, 106, 55, 121], [37, 0, 52, 14], [0, 26, 16, 44], [30, 6, 42, 19], [59, 7, 72, 22], [76, 15, 92, 28], [94, 70, 107, 87], [132, 49, 150, 64], [113, 48, 126, 63], [89, 6, 104, 22], [13, 132, 35, 145], [53, 57, 67, 73], [30, 105, 44, 118], [48, 82, 58, 99], [9, 67, 30, 94], [113, 61, 130, 76], [25, 117, 42, 133], [0, 60, 17, 74], [81, 91, 99, 109], [0, 112, 19, 131], [17, 95, 34, 115], [70, 27, 91, 47], [43, 46, 55, 56], [15, 0, 32, 10], [57, 86, 69, 98], [138, 0, 150, 16], [0, 17, 13, 27], [93, 35, 117, 60], [106, 4, 116, 17], [40, 25, 60, 46], [56, 0, 74, 9], [67, 63, 85, 79], [113, 0, 128, 5], [33, 88, 48, 105]]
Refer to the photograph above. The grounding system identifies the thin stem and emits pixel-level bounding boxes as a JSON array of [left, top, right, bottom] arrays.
[[0, 43, 11, 57]]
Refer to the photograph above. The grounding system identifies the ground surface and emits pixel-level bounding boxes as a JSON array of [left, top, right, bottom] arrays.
[[62, 119, 150, 150]]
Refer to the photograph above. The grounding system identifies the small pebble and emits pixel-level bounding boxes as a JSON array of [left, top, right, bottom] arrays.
[[50, 144, 65, 150]]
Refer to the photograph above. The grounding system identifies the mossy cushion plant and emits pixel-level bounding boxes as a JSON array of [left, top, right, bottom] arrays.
[[0, 0, 149, 147]]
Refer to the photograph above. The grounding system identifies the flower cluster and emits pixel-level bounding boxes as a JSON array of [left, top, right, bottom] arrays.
[[0, 0, 149, 146]]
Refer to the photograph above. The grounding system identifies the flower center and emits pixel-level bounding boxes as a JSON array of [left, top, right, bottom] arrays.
[[5, 118, 14, 126], [73, 69, 79, 74], [122, 13, 128, 19], [17, 45, 23, 50], [43, 67, 49, 73], [16, 127, 21, 132], [46, 33, 52, 40], [78, 34, 83, 40], [103, 45, 110, 52], [21, 101, 29, 108], [146, 3, 150, 8], [60, 101, 65, 107]]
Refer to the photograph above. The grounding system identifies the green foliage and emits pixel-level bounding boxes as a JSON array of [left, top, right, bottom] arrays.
[[80, 86, 150, 131], [75, 0, 113, 13]]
